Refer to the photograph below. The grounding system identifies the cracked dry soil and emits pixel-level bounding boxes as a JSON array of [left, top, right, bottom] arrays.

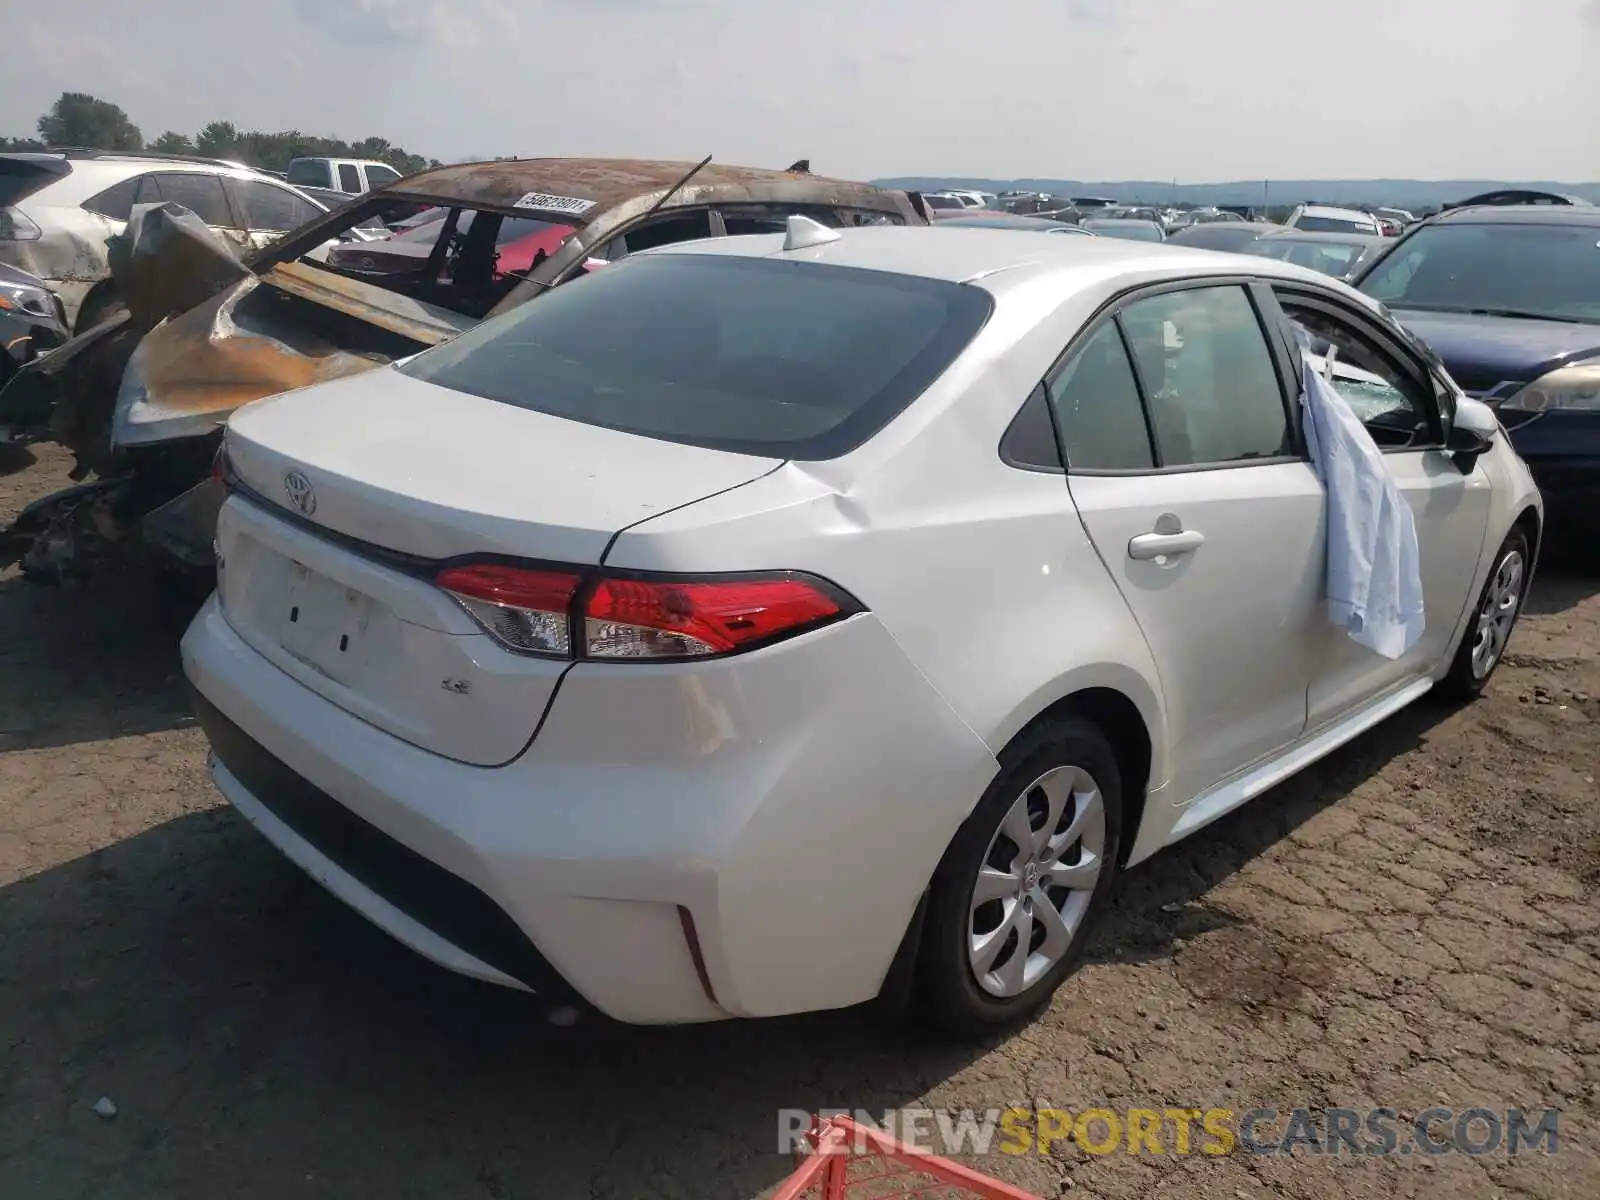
[[1, 444, 1597, 1200]]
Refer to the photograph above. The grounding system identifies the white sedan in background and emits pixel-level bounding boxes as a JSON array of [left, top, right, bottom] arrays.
[[182, 221, 1540, 1036]]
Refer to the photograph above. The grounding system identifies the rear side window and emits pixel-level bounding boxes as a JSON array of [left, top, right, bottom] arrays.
[[618, 212, 712, 253], [720, 211, 789, 236], [84, 176, 139, 220], [337, 163, 362, 193], [286, 160, 333, 188], [365, 164, 401, 186], [1046, 322, 1154, 470], [155, 172, 233, 226], [1119, 286, 1290, 466], [229, 180, 322, 231], [1000, 385, 1065, 470], [400, 254, 994, 459]]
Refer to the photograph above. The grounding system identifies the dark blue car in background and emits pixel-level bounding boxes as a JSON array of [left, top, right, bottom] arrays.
[[1353, 203, 1600, 537]]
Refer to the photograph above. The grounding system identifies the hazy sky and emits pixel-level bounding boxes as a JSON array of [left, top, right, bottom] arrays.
[[4, 0, 1598, 182]]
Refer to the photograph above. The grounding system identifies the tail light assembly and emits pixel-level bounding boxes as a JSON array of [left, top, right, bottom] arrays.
[[435, 562, 861, 662]]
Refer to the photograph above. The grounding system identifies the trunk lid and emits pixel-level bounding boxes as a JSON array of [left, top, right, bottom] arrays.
[[217, 366, 781, 765]]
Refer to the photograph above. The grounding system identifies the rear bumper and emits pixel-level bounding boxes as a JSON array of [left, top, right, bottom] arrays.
[[181, 596, 997, 1024]]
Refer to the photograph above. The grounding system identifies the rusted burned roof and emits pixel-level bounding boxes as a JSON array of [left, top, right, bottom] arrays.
[[380, 158, 910, 222]]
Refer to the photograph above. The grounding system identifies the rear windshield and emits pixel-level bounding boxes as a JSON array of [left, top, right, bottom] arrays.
[[399, 254, 994, 459], [1295, 215, 1374, 234], [0, 155, 69, 207], [1358, 222, 1600, 323]]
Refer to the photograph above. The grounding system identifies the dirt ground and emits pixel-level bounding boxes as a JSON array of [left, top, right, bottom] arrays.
[[1, 442, 1596, 1200]]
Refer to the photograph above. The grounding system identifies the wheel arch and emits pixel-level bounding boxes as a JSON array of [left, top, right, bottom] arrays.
[[991, 670, 1165, 868], [1512, 503, 1541, 571], [876, 673, 1165, 1013]]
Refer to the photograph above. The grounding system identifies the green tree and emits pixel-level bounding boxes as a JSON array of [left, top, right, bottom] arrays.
[[150, 130, 196, 155], [36, 92, 142, 150], [194, 121, 239, 158]]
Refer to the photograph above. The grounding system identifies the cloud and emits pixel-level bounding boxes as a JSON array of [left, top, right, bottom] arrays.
[[293, 0, 519, 46], [1065, 0, 1121, 25], [1586, 0, 1600, 27]]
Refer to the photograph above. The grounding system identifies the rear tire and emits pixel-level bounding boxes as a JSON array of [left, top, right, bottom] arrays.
[[915, 718, 1122, 1037], [1436, 527, 1530, 702]]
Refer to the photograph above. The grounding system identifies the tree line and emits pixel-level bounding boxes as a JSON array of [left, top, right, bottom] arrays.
[[1, 92, 441, 177]]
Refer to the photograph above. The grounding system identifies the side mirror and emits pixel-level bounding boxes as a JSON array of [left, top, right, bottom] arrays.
[[1447, 395, 1498, 474]]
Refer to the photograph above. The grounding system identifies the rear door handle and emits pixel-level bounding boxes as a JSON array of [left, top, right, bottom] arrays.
[[1128, 529, 1205, 560]]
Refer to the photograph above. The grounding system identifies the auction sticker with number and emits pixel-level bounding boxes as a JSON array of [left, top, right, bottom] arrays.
[[513, 192, 598, 216]]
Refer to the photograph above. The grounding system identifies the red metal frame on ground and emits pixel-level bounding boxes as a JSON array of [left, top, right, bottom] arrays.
[[771, 1114, 1043, 1200]]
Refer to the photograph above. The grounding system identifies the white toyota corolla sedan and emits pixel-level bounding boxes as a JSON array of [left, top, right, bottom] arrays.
[[181, 220, 1541, 1036]]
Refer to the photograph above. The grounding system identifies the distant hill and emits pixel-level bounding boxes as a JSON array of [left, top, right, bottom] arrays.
[[872, 177, 1600, 210]]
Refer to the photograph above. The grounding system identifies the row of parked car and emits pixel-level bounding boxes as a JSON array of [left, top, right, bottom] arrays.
[[0, 148, 1591, 1035], [0, 151, 1593, 587]]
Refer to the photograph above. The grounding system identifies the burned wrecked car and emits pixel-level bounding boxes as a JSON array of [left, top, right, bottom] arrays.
[[0, 157, 926, 593]]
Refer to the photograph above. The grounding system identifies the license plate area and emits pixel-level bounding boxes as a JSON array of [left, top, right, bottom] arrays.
[[279, 560, 378, 683]]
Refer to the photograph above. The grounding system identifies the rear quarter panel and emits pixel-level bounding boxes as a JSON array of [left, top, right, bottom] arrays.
[[604, 269, 1175, 798]]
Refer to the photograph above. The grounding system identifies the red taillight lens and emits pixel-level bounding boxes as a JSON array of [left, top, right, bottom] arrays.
[[435, 563, 853, 660], [584, 575, 843, 659], [436, 564, 581, 656], [212, 444, 231, 488]]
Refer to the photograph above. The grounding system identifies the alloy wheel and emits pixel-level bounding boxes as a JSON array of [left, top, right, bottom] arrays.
[[968, 765, 1106, 998], [1471, 548, 1524, 680]]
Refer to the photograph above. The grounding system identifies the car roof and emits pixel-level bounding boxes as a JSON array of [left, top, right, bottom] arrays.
[[1428, 204, 1600, 227], [1296, 204, 1379, 221], [1083, 218, 1161, 227], [937, 212, 1083, 230], [648, 223, 1361, 300], [377, 157, 911, 224]]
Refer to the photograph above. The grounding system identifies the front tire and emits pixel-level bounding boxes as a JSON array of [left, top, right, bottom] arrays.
[[1436, 527, 1530, 701], [915, 718, 1122, 1037]]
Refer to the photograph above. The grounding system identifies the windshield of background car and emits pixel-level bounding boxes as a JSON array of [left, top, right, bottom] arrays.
[[1295, 215, 1375, 234], [1090, 222, 1163, 242], [1249, 239, 1362, 275], [399, 254, 994, 459], [1358, 222, 1600, 323]]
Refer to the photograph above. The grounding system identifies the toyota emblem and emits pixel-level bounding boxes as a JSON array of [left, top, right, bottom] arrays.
[[283, 470, 317, 516]]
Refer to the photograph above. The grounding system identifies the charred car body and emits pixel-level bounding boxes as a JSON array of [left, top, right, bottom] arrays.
[[0, 157, 926, 589]]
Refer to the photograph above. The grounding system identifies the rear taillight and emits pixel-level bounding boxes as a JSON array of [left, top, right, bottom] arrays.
[[0, 208, 42, 242], [434, 564, 855, 661], [586, 575, 843, 658], [436, 564, 582, 656], [212, 443, 233, 489]]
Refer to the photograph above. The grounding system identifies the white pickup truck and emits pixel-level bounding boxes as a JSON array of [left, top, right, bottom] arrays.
[[284, 157, 403, 196]]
